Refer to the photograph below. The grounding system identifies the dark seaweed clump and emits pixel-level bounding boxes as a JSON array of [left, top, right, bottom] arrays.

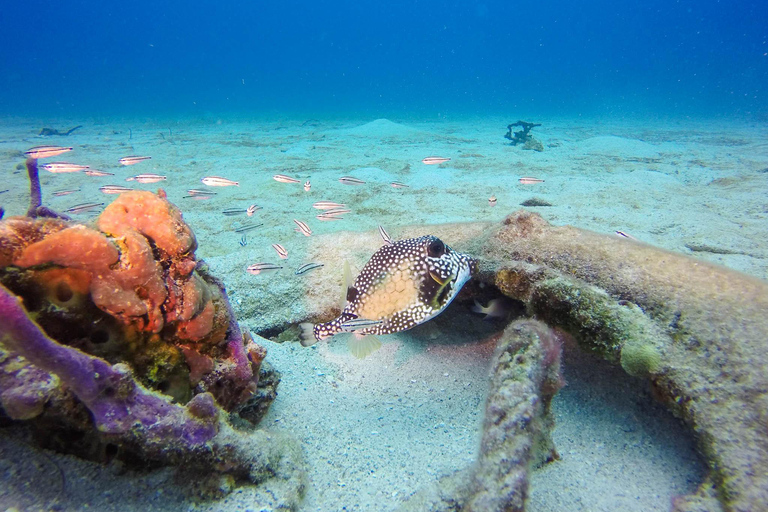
[[521, 197, 553, 207]]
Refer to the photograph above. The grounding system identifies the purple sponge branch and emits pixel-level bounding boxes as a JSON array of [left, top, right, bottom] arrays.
[[24, 157, 69, 220], [0, 283, 218, 450]]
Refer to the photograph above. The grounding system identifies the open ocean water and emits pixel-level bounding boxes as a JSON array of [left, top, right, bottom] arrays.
[[1, 1, 767, 511], [1, 0, 766, 119]]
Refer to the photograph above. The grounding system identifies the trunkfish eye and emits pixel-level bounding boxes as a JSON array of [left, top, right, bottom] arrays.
[[427, 238, 445, 258]]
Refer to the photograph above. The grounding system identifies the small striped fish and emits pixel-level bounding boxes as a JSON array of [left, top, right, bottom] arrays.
[[322, 207, 351, 216], [316, 213, 344, 221], [304, 181, 311, 191], [99, 185, 133, 194], [272, 243, 289, 259], [295, 262, 324, 275], [246, 204, 261, 216], [274, 174, 300, 184], [25, 146, 73, 159], [119, 155, 152, 165], [246, 263, 283, 275], [422, 156, 450, 165], [379, 225, 393, 245], [518, 177, 544, 184], [201, 176, 239, 187], [293, 219, 312, 236], [126, 173, 167, 183], [84, 169, 114, 177], [42, 162, 89, 173], [52, 188, 81, 197], [390, 181, 409, 188], [339, 176, 365, 185], [340, 318, 384, 332], [313, 201, 346, 210], [234, 223, 263, 233], [65, 202, 104, 213], [615, 230, 638, 241], [187, 189, 217, 196]]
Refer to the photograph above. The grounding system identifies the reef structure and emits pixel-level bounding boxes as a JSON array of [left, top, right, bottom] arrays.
[[300, 216, 766, 512], [479, 211, 768, 512], [396, 319, 563, 512], [0, 189, 263, 410], [0, 162, 302, 504]]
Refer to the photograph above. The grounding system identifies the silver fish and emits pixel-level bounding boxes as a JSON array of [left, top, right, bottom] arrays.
[[322, 208, 351, 216], [246, 204, 261, 216], [340, 318, 384, 332], [615, 230, 638, 240], [119, 155, 152, 165], [25, 146, 73, 159], [201, 176, 239, 187], [422, 156, 450, 165], [379, 225, 393, 245], [126, 173, 166, 183], [187, 189, 217, 196], [313, 201, 346, 210], [293, 219, 312, 236], [274, 174, 300, 184], [300, 235, 476, 348], [52, 188, 81, 197], [246, 263, 283, 275], [295, 262, 324, 275], [316, 213, 344, 221], [99, 185, 133, 194], [84, 169, 114, 177], [42, 162, 89, 173], [65, 202, 104, 214], [272, 243, 288, 259], [339, 176, 365, 185], [390, 181, 409, 188], [234, 223, 263, 233], [518, 177, 544, 184]]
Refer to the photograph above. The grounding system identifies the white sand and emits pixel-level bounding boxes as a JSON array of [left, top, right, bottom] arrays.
[[1, 114, 765, 511]]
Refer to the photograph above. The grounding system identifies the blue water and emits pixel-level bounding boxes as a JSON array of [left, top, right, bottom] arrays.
[[2, 0, 766, 118]]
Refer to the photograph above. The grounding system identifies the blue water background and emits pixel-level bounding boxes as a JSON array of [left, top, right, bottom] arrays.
[[1, 0, 766, 119]]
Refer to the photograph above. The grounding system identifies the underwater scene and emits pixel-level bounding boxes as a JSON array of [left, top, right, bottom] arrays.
[[1, 1, 767, 511]]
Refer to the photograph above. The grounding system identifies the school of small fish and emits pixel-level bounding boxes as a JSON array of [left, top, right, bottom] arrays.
[[19, 139, 560, 358]]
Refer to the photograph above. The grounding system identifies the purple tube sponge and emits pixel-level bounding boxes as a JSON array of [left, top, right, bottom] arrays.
[[24, 157, 69, 220], [0, 283, 218, 450]]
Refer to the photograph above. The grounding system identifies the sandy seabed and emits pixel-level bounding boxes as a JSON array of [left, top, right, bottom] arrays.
[[0, 114, 766, 511]]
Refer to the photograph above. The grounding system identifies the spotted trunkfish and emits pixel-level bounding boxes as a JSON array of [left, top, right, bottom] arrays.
[[300, 234, 476, 358]]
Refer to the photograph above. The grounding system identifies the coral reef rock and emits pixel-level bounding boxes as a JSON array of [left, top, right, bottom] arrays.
[[478, 210, 768, 512], [396, 320, 563, 512], [0, 190, 277, 442]]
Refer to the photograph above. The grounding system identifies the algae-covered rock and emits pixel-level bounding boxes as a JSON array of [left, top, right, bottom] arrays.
[[479, 210, 768, 512], [620, 341, 662, 377], [396, 320, 564, 512]]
